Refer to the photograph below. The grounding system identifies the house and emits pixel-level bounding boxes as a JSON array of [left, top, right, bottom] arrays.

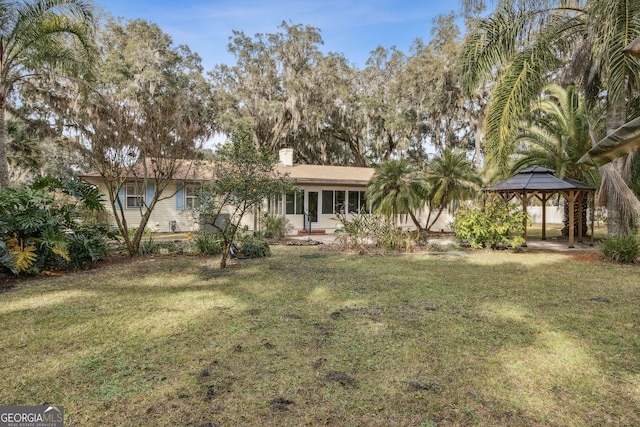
[[80, 149, 454, 235]]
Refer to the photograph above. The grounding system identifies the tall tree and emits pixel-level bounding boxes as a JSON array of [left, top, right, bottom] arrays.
[[212, 23, 329, 156], [510, 84, 598, 183], [405, 13, 471, 156], [509, 84, 600, 235], [459, 0, 640, 235], [38, 18, 215, 255], [0, 0, 95, 188]]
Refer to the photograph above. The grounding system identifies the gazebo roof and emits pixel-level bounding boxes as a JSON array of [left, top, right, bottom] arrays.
[[484, 166, 595, 192]]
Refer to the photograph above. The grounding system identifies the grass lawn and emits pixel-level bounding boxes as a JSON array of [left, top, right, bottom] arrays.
[[1, 246, 638, 426], [526, 223, 610, 241]]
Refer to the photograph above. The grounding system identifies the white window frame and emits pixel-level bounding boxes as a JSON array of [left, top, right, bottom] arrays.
[[185, 184, 201, 210], [286, 190, 304, 215], [125, 182, 144, 209]]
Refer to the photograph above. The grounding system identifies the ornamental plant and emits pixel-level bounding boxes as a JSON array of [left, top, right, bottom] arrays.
[[452, 198, 529, 249], [0, 178, 113, 274]]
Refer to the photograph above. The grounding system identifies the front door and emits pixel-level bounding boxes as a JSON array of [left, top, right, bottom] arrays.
[[306, 191, 319, 224]]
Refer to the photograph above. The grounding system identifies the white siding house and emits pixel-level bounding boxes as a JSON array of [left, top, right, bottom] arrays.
[[80, 149, 455, 235]]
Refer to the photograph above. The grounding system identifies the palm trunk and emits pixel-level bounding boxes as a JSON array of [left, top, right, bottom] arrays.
[[604, 98, 628, 236], [561, 197, 589, 237], [0, 94, 10, 188]]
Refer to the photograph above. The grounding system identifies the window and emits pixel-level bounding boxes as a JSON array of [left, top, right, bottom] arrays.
[[347, 191, 370, 214], [269, 195, 284, 215], [126, 182, 144, 209], [286, 191, 304, 215], [322, 190, 346, 214], [185, 185, 201, 209]]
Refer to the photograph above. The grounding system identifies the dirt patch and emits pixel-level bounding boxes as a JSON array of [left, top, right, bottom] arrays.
[[270, 397, 295, 412], [569, 252, 606, 263], [324, 371, 357, 388], [284, 313, 302, 320], [409, 380, 441, 391], [312, 358, 327, 369]]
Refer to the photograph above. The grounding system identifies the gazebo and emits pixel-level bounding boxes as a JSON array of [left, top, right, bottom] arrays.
[[484, 166, 597, 248]]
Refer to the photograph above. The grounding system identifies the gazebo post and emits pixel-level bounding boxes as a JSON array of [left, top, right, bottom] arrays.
[[568, 191, 575, 248], [541, 193, 548, 240], [577, 192, 584, 243], [521, 191, 528, 247]]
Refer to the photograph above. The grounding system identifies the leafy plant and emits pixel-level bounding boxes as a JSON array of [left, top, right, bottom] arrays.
[[6, 236, 38, 273], [67, 227, 112, 270], [452, 198, 529, 249], [236, 235, 270, 258], [600, 235, 640, 263], [333, 212, 424, 252], [262, 214, 292, 239], [0, 240, 16, 273], [0, 178, 111, 274], [140, 235, 158, 255], [193, 231, 223, 255]]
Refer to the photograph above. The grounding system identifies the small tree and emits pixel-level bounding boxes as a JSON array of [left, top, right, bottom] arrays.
[[198, 135, 294, 268], [365, 159, 428, 230]]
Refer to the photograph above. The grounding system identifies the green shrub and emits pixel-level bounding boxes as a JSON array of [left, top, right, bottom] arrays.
[[0, 178, 111, 274], [193, 231, 223, 255], [67, 227, 112, 269], [452, 198, 529, 249], [237, 235, 270, 258], [263, 214, 292, 239], [600, 235, 640, 263], [140, 235, 158, 255], [0, 240, 16, 274]]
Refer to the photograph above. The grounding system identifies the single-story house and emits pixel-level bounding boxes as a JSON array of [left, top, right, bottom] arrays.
[[80, 149, 454, 235]]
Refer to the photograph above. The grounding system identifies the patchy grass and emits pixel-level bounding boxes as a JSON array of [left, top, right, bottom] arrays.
[[1, 248, 639, 426]]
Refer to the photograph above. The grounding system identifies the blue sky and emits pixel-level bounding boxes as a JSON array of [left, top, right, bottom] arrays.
[[95, 0, 466, 71]]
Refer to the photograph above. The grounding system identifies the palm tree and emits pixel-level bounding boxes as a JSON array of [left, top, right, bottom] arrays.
[[459, 0, 640, 235], [510, 85, 598, 182], [0, 0, 95, 188], [509, 84, 599, 236], [424, 148, 482, 230], [365, 159, 428, 229]]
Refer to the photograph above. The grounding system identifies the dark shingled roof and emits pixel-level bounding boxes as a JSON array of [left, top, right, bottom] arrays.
[[484, 166, 595, 192]]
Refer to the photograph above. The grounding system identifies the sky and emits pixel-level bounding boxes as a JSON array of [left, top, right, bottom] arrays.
[[95, 0, 466, 71]]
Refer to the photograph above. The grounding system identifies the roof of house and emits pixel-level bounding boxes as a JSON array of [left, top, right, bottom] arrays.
[[80, 160, 375, 187], [79, 159, 215, 182], [275, 164, 374, 186]]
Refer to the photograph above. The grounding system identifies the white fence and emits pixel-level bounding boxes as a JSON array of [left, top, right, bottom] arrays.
[[527, 206, 564, 224]]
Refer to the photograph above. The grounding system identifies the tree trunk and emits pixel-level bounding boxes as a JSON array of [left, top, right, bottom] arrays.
[[0, 94, 10, 188], [604, 97, 628, 236]]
